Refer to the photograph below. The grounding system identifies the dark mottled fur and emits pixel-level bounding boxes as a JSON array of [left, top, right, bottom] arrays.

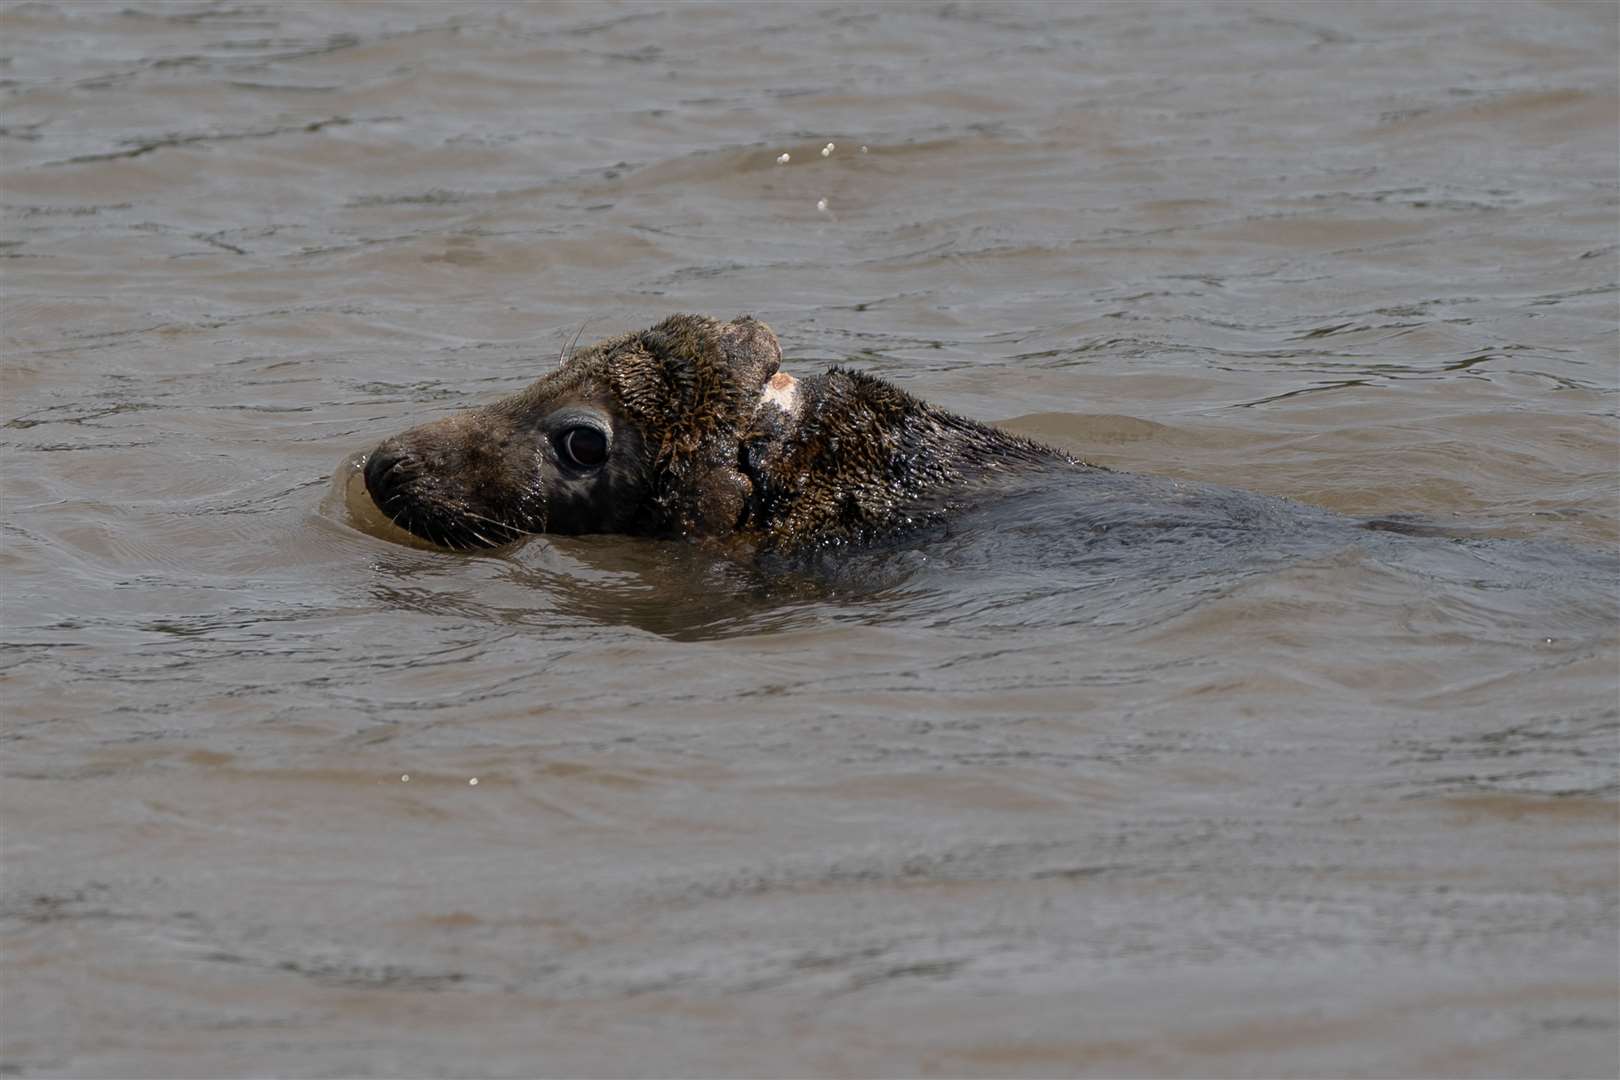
[[365, 314, 1078, 554], [739, 368, 1066, 550]]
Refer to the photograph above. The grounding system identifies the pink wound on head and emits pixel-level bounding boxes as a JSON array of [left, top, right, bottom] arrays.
[[759, 371, 801, 415]]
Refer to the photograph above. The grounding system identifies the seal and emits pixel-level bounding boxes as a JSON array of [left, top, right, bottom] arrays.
[[363, 313, 1078, 554]]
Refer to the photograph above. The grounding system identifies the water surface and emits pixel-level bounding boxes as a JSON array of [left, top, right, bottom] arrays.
[[2, 2, 1617, 1076]]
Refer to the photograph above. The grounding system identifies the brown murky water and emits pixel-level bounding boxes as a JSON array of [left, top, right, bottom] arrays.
[[3, 2, 1617, 1076]]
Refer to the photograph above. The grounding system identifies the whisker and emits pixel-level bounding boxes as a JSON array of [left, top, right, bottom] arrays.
[[560, 316, 594, 367], [461, 509, 536, 539]]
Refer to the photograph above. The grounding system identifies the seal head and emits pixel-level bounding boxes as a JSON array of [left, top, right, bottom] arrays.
[[364, 314, 784, 549]]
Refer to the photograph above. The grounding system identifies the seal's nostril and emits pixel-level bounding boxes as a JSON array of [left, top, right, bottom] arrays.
[[363, 442, 412, 508]]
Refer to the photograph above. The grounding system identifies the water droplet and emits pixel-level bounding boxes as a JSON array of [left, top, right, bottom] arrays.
[[776, 152, 791, 165]]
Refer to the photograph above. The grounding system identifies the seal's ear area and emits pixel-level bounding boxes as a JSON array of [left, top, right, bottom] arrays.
[[714, 315, 782, 394], [636, 314, 781, 393]]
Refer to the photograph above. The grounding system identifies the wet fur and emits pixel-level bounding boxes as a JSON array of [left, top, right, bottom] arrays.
[[365, 314, 1078, 554]]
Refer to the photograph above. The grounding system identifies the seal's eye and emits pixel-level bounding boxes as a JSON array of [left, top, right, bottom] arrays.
[[557, 425, 608, 469]]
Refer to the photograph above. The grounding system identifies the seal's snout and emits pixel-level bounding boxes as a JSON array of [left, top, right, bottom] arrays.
[[362, 428, 534, 551], [363, 439, 414, 514]]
